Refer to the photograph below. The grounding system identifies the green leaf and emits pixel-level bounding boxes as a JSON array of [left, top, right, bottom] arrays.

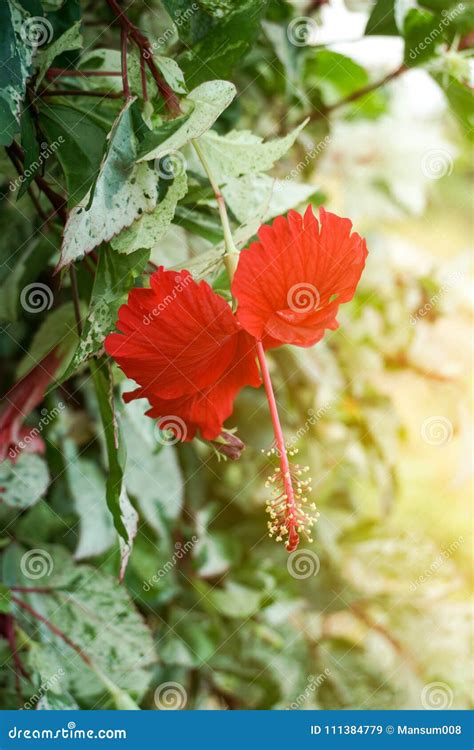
[[39, 103, 109, 207], [13, 550, 155, 705], [89, 363, 138, 580], [174, 205, 223, 243], [305, 51, 370, 107], [175, 0, 266, 88], [436, 74, 474, 141], [59, 99, 158, 268], [365, 0, 398, 35], [0, 234, 56, 322], [121, 391, 184, 531], [62, 246, 149, 377], [194, 119, 308, 184], [0, 583, 12, 614], [403, 7, 441, 66], [63, 441, 115, 560], [112, 172, 188, 253], [0, 454, 49, 509], [34, 20, 83, 84], [16, 302, 79, 379], [208, 581, 263, 618], [222, 173, 322, 224], [154, 55, 187, 95], [137, 80, 236, 162], [0, 1, 34, 146], [89, 360, 127, 541]]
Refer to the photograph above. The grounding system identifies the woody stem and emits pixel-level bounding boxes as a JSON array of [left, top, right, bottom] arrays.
[[192, 139, 239, 280], [256, 342, 296, 515]]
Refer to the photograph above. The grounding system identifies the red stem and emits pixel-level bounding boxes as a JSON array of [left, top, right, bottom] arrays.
[[46, 68, 122, 79], [40, 88, 122, 98], [256, 342, 297, 519], [11, 595, 93, 668], [105, 0, 181, 114], [121, 27, 131, 99]]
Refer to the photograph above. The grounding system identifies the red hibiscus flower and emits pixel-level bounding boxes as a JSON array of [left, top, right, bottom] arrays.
[[106, 206, 367, 552], [105, 268, 261, 441], [232, 205, 368, 347]]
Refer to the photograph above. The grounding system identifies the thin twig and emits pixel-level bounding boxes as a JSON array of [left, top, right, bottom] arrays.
[[46, 68, 122, 79], [120, 26, 131, 99], [312, 63, 407, 120], [12, 594, 93, 668], [40, 88, 122, 99]]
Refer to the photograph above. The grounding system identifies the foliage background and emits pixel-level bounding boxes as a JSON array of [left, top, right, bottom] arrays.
[[0, 0, 472, 711]]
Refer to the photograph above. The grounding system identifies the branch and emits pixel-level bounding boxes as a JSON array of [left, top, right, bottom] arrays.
[[105, 0, 181, 114], [312, 63, 407, 120]]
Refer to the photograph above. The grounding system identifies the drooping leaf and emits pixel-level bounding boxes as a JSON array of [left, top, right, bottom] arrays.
[[89, 359, 127, 541], [403, 7, 441, 66], [61, 246, 149, 377], [435, 74, 474, 141], [39, 103, 109, 207], [138, 80, 236, 162], [112, 172, 188, 253], [0, 454, 49, 509], [59, 99, 158, 267]]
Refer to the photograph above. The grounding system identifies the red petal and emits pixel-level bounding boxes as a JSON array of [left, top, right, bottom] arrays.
[[106, 267, 260, 440], [232, 206, 368, 347]]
